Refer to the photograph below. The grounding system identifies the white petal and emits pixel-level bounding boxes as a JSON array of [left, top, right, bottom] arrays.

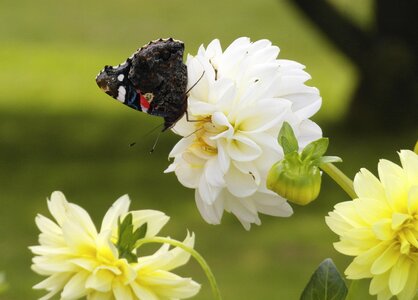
[[130, 210, 170, 238], [204, 157, 226, 187], [204, 39, 222, 61], [233, 161, 261, 186], [156, 232, 195, 271], [224, 194, 260, 230], [47, 191, 69, 227], [67, 203, 98, 239], [195, 190, 224, 224], [171, 114, 196, 137], [168, 136, 194, 158], [210, 111, 234, 140], [235, 98, 291, 133], [188, 97, 217, 116], [295, 119, 323, 149], [61, 272, 89, 299], [227, 133, 262, 162], [225, 163, 258, 198], [61, 220, 96, 254], [172, 153, 205, 189], [100, 195, 130, 233], [212, 78, 236, 111], [198, 175, 222, 205], [186, 55, 213, 99], [253, 192, 293, 217], [217, 139, 231, 173]]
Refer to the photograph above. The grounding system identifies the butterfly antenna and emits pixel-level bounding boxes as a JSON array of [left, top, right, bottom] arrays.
[[150, 131, 162, 154], [129, 122, 164, 147]]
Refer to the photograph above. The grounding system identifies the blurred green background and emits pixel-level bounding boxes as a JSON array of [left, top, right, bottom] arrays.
[[0, 0, 416, 299]]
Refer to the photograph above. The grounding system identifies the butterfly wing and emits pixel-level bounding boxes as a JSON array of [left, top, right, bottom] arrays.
[[96, 38, 188, 130]]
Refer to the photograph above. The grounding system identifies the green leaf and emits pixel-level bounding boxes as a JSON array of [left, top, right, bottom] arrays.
[[133, 223, 147, 241], [300, 258, 348, 300], [279, 122, 299, 155], [116, 214, 148, 263], [301, 138, 329, 162]]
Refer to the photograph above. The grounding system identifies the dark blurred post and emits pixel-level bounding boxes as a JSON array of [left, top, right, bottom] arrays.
[[291, 0, 418, 132]]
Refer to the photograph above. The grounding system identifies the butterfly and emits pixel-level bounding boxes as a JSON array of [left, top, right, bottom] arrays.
[[96, 38, 188, 131]]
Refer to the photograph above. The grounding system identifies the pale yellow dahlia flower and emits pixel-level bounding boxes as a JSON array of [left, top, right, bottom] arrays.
[[166, 37, 322, 229], [326, 150, 418, 300], [30, 192, 200, 300]]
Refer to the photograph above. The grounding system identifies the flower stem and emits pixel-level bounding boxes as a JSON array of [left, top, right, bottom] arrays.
[[135, 237, 222, 300], [320, 163, 357, 199]]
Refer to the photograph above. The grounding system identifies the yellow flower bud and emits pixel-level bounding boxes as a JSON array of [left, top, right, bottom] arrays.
[[267, 154, 321, 205]]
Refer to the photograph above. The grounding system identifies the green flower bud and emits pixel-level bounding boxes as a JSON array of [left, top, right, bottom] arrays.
[[268, 122, 342, 205], [267, 153, 321, 205]]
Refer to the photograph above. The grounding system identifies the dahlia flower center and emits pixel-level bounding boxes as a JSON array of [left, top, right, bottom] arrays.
[[190, 116, 232, 156], [395, 214, 418, 255]]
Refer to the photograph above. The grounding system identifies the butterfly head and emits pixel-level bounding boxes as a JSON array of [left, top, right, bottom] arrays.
[[96, 62, 140, 110]]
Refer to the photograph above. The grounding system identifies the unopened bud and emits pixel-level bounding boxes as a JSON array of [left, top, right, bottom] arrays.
[[267, 153, 321, 205]]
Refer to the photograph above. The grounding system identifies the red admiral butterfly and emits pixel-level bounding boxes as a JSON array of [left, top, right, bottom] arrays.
[[96, 38, 188, 131]]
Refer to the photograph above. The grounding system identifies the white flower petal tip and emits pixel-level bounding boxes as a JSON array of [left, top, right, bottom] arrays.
[[168, 37, 322, 229], [31, 192, 200, 300], [326, 150, 418, 300]]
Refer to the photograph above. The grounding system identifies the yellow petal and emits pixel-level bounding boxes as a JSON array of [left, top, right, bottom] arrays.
[[113, 280, 134, 300], [354, 168, 386, 201], [87, 291, 113, 300], [325, 213, 353, 236], [345, 260, 372, 279], [392, 213, 411, 230], [399, 150, 418, 185], [376, 287, 394, 300], [389, 255, 410, 295], [340, 228, 378, 251], [354, 242, 389, 266], [372, 219, 394, 240], [378, 159, 408, 211], [333, 240, 363, 256], [331, 201, 366, 228], [369, 272, 390, 295], [130, 282, 159, 300], [396, 263, 418, 300], [85, 268, 115, 292], [371, 243, 400, 275], [353, 197, 391, 225], [407, 186, 418, 214], [61, 271, 89, 299]]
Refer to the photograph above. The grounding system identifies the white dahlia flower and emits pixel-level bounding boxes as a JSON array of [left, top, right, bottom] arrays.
[[30, 191, 200, 300], [166, 37, 322, 229]]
